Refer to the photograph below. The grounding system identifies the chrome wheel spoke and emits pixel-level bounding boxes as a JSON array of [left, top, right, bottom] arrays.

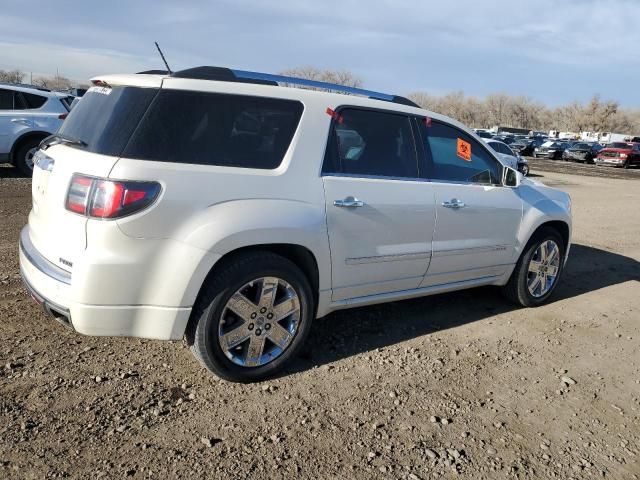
[[267, 323, 293, 349], [220, 324, 251, 349], [227, 293, 257, 321], [539, 273, 547, 292], [547, 244, 559, 264], [245, 335, 266, 367], [528, 260, 542, 274], [259, 277, 279, 309], [547, 264, 559, 276], [529, 274, 542, 295], [273, 296, 300, 321]]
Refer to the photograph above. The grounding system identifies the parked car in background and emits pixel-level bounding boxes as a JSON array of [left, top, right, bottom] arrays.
[[485, 139, 529, 175], [596, 142, 640, 168], [533, 141, 571, 160], [0, 83, 72, 174], [562, 142, 603, 164], [474, 129, 493, 139], [19, 66, 571, 382], [511, 139, 535, 157]]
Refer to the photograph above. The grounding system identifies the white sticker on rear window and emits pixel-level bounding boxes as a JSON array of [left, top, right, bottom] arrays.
[[88, 86, 112, 95]]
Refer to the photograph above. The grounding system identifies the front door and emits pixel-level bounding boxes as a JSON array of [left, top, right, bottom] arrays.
[[415, 118, 523, 286], [322, 107, 436, 301]]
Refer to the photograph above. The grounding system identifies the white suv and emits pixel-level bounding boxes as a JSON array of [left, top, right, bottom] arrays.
[[0, 83, 73, 175], [19, 67, 571, 382]]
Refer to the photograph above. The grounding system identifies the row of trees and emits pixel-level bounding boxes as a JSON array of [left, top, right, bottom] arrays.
[[0, 69, 74, 91], [281, 66, 640, 135], [3, 65, 638, 134], [407, 91, 639, 134]]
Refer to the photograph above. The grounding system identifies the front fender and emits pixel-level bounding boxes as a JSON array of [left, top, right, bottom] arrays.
[[516, 183, 572, 260]]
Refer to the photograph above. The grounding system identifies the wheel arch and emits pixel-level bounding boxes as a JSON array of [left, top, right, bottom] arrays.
[[9, 131, 50, 164], [184, 243, 321, 345]]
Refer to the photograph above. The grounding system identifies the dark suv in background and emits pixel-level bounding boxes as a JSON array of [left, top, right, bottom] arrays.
[[562, 142, 603, 164]]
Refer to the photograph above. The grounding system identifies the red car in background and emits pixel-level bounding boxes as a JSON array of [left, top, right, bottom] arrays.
[[595, 142, 640, 168]]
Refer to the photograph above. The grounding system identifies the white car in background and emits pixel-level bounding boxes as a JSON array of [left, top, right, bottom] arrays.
[[485, 139, 530, 176], [0, 83, 73, 175], [20, 67, 570, 382]]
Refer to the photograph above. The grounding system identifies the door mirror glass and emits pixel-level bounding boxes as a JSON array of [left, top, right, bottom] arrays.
[[503, 166, 520, 187]]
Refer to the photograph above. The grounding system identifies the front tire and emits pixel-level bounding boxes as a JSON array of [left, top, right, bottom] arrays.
[[502, 228, 565, 307], [188, 252, 314, 382]]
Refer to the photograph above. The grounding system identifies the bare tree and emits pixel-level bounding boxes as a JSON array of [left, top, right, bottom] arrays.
[[280, 66, 363, 88], [33, 74, 73, 91], [0, 69, 26, 83]]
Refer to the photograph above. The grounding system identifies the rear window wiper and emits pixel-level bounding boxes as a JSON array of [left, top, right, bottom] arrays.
[[40, 133, 88, 150]]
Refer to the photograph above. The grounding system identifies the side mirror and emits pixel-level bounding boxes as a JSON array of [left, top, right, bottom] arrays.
[[503, 166, 520, 187]]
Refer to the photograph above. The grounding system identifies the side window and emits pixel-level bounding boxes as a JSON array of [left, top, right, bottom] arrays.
[[0, 89, 14, 110], [323, 108, 418, 178], [20, 92, 47, 109], [124, 91, 303, 169], [419, 120, 502, 185]]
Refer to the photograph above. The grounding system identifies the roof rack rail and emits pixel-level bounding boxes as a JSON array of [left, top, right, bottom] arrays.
[[0, 81, 51, 92], [170, 66, 419, 108]]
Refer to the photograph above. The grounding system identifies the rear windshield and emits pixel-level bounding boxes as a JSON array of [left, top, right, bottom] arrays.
[[123, 90, 304, 169], [58, 86, 158, 156], [607, 142, 632, 149]]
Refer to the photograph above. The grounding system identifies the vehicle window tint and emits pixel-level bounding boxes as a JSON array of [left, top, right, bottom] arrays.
[[323, 108, 417, 178], [20, 92, 47, 109], [0, 89, 14, 110], [420, 120, 502, 184], [58, 86, 159, 156], [125, 90, 303, 169]]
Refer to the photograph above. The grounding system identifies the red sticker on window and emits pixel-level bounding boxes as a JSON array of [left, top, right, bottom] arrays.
[[423, 116, 432, 127], [326, 107, 344, 123], [457, 138, 472, 161]]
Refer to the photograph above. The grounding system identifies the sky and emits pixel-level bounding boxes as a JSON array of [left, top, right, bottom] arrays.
[[0, 0, 637, 106]]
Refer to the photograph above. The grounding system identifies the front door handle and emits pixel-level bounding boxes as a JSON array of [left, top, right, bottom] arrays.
[[334, 196, 365, 208], [442, 199, 466, 209]]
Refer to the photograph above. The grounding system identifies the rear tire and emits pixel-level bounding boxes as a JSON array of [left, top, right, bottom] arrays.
[[502, 228, 565, 307], [14, 138, 41, 176], [188, 252, 314, 382]]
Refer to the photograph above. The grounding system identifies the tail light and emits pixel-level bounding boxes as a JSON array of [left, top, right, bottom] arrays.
[[65, 174, 160, 219], [58, 113, 68, 120]]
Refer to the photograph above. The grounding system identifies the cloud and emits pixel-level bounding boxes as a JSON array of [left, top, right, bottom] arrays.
[[0, 0, 638, 105]]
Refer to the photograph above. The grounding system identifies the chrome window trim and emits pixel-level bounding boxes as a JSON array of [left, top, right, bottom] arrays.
[[19, 226, 72, 285], [321, 172, 504, 188]]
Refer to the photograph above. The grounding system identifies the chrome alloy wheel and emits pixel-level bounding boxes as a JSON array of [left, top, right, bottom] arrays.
[[25, 147, 38, 171], [218, 277, 301, 367], [527, 240, 560, 298]]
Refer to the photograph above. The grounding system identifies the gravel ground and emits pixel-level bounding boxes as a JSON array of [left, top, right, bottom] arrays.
[[1, 164, 639, 479]]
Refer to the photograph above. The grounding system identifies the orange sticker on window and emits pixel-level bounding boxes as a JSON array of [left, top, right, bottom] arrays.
[[457, 138, 471, 161]]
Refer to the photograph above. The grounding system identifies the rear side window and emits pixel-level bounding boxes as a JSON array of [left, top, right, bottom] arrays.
[[124, 90, 303, 169], [58, 86, 159, 156], [322, 108, 418, 178], [419, 120, 502, 185], [20, 92, 47, 109]]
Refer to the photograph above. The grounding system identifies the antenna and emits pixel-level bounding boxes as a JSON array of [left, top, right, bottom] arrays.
[[154, 42, 172, 74]]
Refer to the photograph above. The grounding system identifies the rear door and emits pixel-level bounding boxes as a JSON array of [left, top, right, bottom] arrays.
[[322, 107, 436, 301], [0, 88, 32, 155], [416, 119, 522, 286]]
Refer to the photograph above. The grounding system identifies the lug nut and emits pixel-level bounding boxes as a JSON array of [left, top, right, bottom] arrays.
[[266, 313, 273, 320], [248, 323, 254, 330], [255, 328, 262, 336], [250, 312, 257, 319], [260, 307, 267, 314], [265, 323, 271, 330]]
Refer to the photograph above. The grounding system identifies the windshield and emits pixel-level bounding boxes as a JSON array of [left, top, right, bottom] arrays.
[[58, 86, 158, 156]]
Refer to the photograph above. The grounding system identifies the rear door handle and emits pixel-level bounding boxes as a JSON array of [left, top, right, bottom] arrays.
[[334, 196, 365, 208], [442, 199, 466, 209]]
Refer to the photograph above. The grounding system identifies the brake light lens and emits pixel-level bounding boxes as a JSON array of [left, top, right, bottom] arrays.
[[58, 113, 68, 120], [65, 174, 160, 219]]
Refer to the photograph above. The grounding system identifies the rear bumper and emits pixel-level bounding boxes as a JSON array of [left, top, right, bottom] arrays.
[[19, 225, 191, 340]]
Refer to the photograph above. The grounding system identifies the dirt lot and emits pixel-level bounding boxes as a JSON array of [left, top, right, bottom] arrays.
[[1, 164, 639, 479]]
